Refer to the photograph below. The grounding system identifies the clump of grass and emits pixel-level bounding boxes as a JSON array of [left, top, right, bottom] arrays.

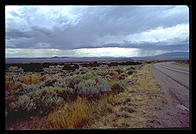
[[126, 66, 137, 75], [6, 80, 16, 92], [111, 81, 127, 94], [20, 74, 41, 85], [33, 92, 116, 129], [106, 94, 117, 106], [31, 74, 41, 84], [42, 96, 93, 129], [41, 74, 49, 81], [20, 75, 32, 84], [6, 76, 21, 92]]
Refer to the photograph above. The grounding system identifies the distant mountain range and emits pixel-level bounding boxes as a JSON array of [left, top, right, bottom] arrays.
[[154, 52, 189, 57]]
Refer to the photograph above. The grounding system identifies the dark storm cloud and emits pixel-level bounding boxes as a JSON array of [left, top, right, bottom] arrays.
[[5, 6, 189, 57], [31, 26, 55, 38], [6, 29, 34, 39], [103, 41, 189, 51]]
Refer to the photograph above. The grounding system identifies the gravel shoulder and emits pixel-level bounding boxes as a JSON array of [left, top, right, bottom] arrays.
[[150, 62, 189, 127]]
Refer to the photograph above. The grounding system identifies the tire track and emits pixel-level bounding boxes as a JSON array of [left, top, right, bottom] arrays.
[[158, 64, 189, 74], [150, 63, 190, 127], [152, 64, 189, 89]]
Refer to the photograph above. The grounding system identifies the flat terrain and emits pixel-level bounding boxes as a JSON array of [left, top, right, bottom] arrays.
[[5, 61, 190, 129], [150, 62, 189, 127], [5, 57, 133, 64]]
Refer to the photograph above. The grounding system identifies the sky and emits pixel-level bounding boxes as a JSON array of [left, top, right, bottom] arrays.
[[5, 5, 189, 58]]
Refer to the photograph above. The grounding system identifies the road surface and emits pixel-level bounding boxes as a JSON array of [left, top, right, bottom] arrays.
[[150, 62, 190, 127]]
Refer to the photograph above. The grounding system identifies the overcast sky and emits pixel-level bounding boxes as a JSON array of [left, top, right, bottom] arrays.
[[5, 5, 189, 58]]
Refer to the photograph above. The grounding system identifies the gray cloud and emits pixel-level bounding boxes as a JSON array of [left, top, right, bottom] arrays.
[[5, 6, 189, 57], [6, 29, 34, 39], [103, 40, 189, 51], [31, 26, 55, 38]]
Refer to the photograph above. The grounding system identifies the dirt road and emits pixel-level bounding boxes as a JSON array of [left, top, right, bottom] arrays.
[[150, 62, 190, 127]]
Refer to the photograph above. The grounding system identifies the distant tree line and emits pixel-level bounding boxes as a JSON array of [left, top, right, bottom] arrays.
[[107, 61, 142, 67], [6, 63, 79, 72], [80, 62, 106, 67], [5, 61, 142, 72], [6, 63, 52, 72], [62, 64, 79, 72], [80, 61, 142, 67]]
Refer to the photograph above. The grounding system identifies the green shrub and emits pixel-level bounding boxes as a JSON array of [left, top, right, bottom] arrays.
[[16, 83, 40, 95], [77, 77, 111, 97], [107, 69, 118, 76], [9, 94, 36, 113], [114, 66, 126, 74], [8, 86, 66, 116], [6, 72, 111, 120], [96, 70, 108, 76], [38, 94, 64, 114], [77, 79, 97, 96], [63, 64, 79, 72], [108, 61, 142, 67], [54, 72, 111, 98], [30, 87, 65, 112], [40, 76, 58, 87]]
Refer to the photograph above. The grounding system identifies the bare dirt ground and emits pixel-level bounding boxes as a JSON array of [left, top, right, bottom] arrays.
[[150, 62, 190, 127]]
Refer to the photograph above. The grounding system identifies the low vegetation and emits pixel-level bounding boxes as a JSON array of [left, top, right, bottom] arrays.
[[172, 61, 189, 67], [88, 64, 167, 128], [5, 61, 145, 129]]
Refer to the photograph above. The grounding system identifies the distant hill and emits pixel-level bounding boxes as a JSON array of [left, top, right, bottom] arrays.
[[154, 52, 189, 57], [6, 57, 134, 64]]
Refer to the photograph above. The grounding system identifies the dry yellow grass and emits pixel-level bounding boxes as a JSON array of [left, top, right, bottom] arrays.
[[5, 76, 20, 92], [20, 73, 41, 84], [42, 74, 49, 81], [20, 75, 31, 84], [88, 64, 164, 128], [172, 62, 189, 67], [30, 93, 117, 129], [37, 96, 94, 129], [5, 76, 12, 81], [6, 81, 14, 92], [31, 73, 41, 84]]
